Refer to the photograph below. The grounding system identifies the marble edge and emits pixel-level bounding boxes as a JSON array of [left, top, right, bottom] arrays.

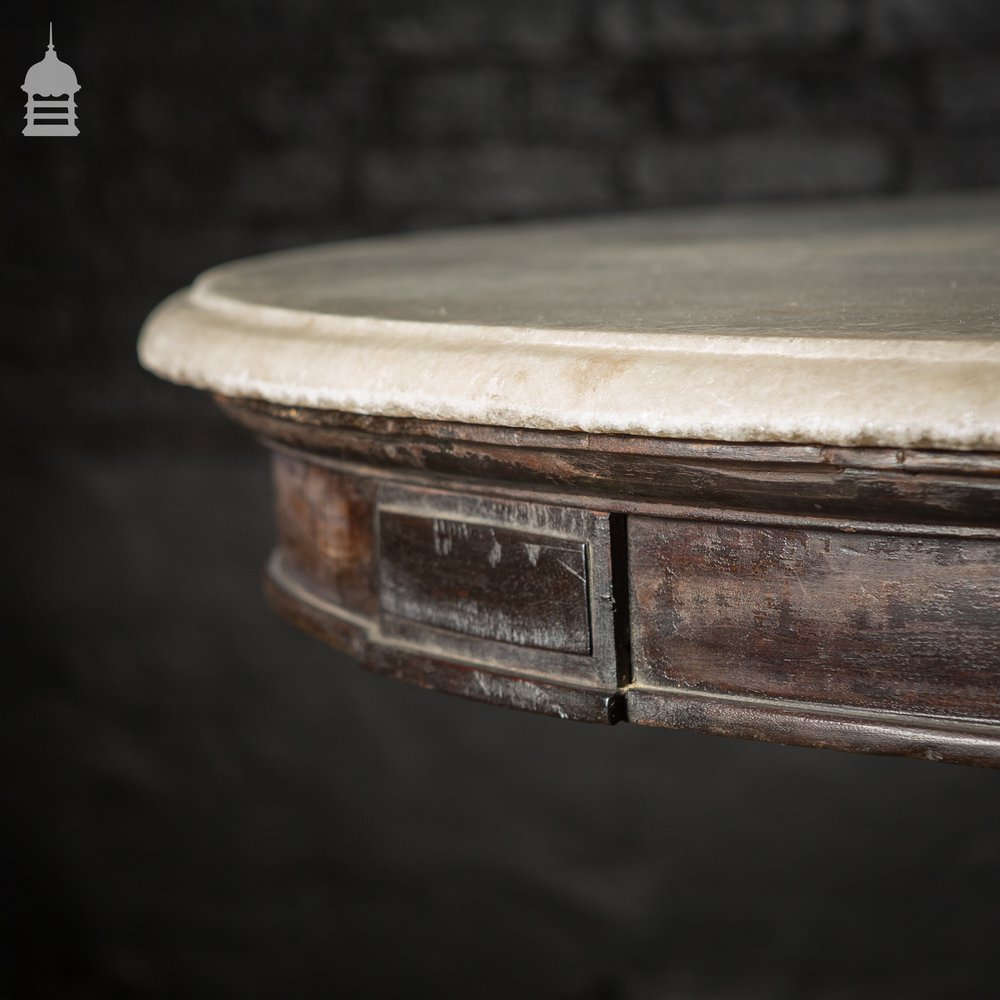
[[138, 287, 1000, 451]]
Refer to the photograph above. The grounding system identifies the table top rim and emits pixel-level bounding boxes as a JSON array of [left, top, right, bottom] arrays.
[[138, 192, 1000, 451]]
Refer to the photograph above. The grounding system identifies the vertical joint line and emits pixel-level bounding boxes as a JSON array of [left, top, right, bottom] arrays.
[[608, 512, 633, 692]]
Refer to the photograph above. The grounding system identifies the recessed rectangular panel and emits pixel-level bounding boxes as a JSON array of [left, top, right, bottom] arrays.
[[374, 484, 619, 689], [379, 511, 591, 654]]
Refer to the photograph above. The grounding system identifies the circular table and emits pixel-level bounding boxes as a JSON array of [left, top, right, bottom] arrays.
[[139, 193, 1000, 767]]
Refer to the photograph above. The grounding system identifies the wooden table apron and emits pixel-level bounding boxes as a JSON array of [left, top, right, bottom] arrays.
[[218, 395, 1000, 768]]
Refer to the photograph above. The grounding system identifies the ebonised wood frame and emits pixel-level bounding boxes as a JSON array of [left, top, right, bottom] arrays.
[[218, 395, 1000, 768]]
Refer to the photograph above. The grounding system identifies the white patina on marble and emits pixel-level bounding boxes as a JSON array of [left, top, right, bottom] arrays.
[[139, 192, 1000, 450]]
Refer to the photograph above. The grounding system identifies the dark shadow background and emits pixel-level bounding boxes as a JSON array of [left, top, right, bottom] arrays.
[[4, 2, 1000, 997]]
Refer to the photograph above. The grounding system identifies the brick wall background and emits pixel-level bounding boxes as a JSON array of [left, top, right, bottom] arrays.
[[4, 2, 1000, 998]]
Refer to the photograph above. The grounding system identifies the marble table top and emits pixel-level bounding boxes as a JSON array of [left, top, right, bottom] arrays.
[[139, 192, 1000, 450]]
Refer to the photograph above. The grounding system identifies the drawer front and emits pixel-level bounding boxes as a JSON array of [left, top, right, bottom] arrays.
[[376, 485, 618, 687], [629, 517, 1000, 719]]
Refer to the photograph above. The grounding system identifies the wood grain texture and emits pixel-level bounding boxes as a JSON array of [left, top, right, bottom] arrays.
[[373, 483, 619, 689], [628, 518, 1000, 719], [379, 510, 591, 654], [221, 397, 1000, 529], [623, 687, 1000, 767], [272, 452, 377, 617], [265, 552, 623, 725], [247, 401, 1000, 766]]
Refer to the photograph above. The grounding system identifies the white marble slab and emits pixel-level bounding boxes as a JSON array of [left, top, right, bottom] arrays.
[[139, 192, 1000, 450]]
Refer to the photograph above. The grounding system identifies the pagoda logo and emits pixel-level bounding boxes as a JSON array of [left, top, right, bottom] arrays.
[[22, 23, 80, 137]]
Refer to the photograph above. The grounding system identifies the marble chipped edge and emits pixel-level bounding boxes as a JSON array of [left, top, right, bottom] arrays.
[[137, 286, 1000, 451]]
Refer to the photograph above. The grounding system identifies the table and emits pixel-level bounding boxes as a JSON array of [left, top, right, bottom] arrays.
[[138, 193, 1000, 766]]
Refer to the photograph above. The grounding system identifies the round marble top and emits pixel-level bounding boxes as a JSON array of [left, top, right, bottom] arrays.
[[139, 192, 1000, 450]]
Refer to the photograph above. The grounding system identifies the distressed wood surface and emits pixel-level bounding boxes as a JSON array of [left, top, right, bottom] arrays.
[[221, 397, 1000, 529], [248, 401, 1000, 767], [265, 553, 624, 725], [379, 511, 592, 654], [629, 519, 1000, 719], [272, 453, 377, 617], [373, 483, 620, 688]]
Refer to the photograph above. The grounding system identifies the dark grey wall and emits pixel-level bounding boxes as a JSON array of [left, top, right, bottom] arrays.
[[4, 2, 1000, 998]]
